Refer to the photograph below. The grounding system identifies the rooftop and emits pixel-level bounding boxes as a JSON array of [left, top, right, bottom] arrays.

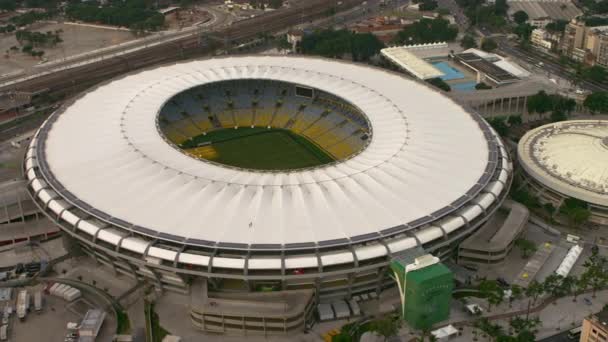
[[454, 53, 518, 83], [36, 56, 494, 247], [507, 0, 582, 21], [518, 120, 608, 207], [381, 46, 444, 79]]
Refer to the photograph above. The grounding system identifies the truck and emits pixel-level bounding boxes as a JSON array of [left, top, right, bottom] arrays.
[[34, 291, 42, 313], [0, 324, 6, 341], [16, 290, 29, 321]]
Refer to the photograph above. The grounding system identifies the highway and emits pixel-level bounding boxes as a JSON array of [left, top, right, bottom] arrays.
[[495, 37, 608, 92], [0, 0, 368, 94]]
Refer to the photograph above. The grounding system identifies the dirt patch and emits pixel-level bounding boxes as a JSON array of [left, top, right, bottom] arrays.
[[0, 21, 135, 75]]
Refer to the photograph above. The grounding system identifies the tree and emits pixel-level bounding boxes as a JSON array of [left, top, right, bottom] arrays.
[[582, 249, 608, 298], [550, 109, 568, 122], [301, 29, 384, 61], [526, 90, 553, 117], [582, 65, 608, 83], [560, 275, 576, 300], [545, 20, 568, 34], [573, 276, 589, 302], [0, 0, 16, 11], [514, 23, 534, 42], [584, 91, 608, 113], [476, 82, 492, 90], [393, 18, 458, 45], [559, 198, 591, 227], [419, 0, 439, 11], [495, 0, 508, 15], [508, 284, 523, 308], [427, 77, 451, 91], [524, 280, 544, 319], [515, 238, 537, 258], [488, 117, 509, 136], [479, 280, 504, 312], [268, 0, 283, 9], [513, 10, 529, 24], [481, 38, 498, 52], [461, 34, 478, 49], [510, 316, 541, 335], [475, 318, 504, 341], [543, 274, 566, 302], [507, 115, 522, 125], [369, 316, 401, 341]]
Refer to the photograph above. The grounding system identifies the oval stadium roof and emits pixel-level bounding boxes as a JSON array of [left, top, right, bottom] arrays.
[[35, 56, 494, 247], [518, 120, 608, 207]]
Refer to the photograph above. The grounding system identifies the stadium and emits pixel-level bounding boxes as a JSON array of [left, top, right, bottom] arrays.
[[24, 56, 511, 331], [518, 120, 608, 227]]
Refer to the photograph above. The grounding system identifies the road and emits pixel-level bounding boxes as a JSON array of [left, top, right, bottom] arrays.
[[495, 36, 608, 92], [538, 330, 575, 342], [0, 0, 367, 93], [0, 6, 233, 89], [437, 0, 469, 29]]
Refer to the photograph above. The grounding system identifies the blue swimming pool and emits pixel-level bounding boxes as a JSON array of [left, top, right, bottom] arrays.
[[432, 62, 465, 81], [451, 81, 477, 92]]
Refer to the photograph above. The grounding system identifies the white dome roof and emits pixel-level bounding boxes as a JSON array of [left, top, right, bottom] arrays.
[[518, 120, 608, 207], [36, 56, 494, 248]]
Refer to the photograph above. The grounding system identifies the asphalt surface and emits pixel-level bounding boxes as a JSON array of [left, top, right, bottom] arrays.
[[495, 37, 608, 92], [538, 330, 577, 342]]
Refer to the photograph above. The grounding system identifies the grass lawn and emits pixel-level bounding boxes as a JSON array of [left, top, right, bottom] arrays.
[[181, 127, 335, 170]]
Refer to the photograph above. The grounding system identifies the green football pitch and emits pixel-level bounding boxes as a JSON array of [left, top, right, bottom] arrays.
[[180, 127, 335, 170]]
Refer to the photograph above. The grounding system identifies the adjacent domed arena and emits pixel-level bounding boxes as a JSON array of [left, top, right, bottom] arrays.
[[518, 120, 608, 226], [25, 56, 511, 302]]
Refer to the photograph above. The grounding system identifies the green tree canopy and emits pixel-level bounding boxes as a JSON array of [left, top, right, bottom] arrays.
[[545, 20, 568, 33], [584, 91, 608, 113], [513, 10, 529, 24], [515, 238, 537, 258], [582, 65, 608, 83], [481, 38, 498, 52], [393, 18, 458, 45], [65, 0, 165, 31], [301, 29, 384, 61], [461, 34, 477, 49], [560, 198, 590, 227], [426, 77, 451, 91]]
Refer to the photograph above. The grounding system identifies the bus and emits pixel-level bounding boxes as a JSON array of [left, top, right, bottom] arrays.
[[568, 326, 582, 340]]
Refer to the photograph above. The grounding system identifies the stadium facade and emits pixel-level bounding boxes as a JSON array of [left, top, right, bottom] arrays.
[[517, 120, 608, 227], [25, 56, 511, 311]]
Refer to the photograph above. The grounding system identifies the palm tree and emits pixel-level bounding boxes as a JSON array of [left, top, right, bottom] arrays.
[[560, 275, 576, 300], [508, 285, 523, 308], [524, 280, 544, 320], [543, 274, 565, 304], [573, 276, 589, 302]]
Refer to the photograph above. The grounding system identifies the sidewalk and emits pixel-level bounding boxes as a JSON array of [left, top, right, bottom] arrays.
[[419, 289, 608, 341]]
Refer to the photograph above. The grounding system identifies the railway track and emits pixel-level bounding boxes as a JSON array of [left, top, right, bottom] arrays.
[[1, 0, 366, 95]]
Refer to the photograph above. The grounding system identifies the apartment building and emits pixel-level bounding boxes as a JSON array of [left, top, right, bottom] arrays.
[[580, 307, 608, 342]]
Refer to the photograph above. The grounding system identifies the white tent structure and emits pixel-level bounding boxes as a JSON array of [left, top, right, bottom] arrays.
[[431, 325, 459, 340], [555, 245, 583, 277]]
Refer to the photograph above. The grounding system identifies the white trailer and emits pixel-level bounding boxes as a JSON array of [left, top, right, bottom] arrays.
[[49, 283, 60, 295], [16, 290, 29, 321], [52, 284, 67, 296], [64, 288, 81, 302], [0, 324, 7, 341], [34, 291, 42, 313], [56, 285, 71, 298]]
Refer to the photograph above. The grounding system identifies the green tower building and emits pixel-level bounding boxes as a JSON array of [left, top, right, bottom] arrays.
[[391, 250, 453, 331]]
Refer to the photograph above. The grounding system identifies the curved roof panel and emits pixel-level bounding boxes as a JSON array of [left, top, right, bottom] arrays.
[[38, 56, 492, 247]]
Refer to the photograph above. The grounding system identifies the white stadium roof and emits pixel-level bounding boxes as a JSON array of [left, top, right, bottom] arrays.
[[380, 46, 444, 80], [30, 56, 501, 250], [518, 120, 608, 207]]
